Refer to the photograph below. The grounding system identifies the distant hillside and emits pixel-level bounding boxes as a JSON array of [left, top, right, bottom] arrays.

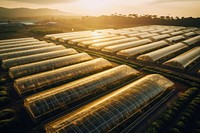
[[0, 7, 73, 18]]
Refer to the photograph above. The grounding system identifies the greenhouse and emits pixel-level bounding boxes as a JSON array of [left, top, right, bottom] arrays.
[[51, 31, 92, 40], [107, 30, 126, 34], [126, 32, 149, 37], [165, 35, 185, 44], [183, 32, 197, 38], [182, 28, 198, 33], [137, 43, 188, 62], [121, 30, 139, 34], [0, 40, 44, 49], [68, 34, 114, 45], [0, 37, 35, 43], [107, 29, 123, 33], [150, 34, 171, 41], [77, 36, 127, 47], [114, 31, 137, 36], [0, 43, 54, 54], [9, 53, 93, 79], [24, 65, 140, 120], [120, 27, 139, 31], [194, 30, 200, 34], [45, 74, 174, 133], [168, 27, 185, 31], [14, 58, 113, 95], [46, 31, 92, 40], [160, 30, 175, 34], [149, 29, 166, 33], [58, 33, 99, 43], [172, 27, 185, 31], [89, 37, 139, 50], [121, 28, 139, 32], [117, 41, 169, 57], [139, 33, 159, 39], [44, 33, 72, 40], [102, 39, 152, 53], [135, 26, 153, 32], [51, 31, 93, 41], [182, 35, 200, 46], [0, 38, 39, 46], [169, 31, 184, 36], [163, 47, 200, 69], [52, 31, 107, 41], [138, 29, 155, 32], [0, 37, 36, 43], [2, 49, 78, 69], [0, 45, 66, 61]]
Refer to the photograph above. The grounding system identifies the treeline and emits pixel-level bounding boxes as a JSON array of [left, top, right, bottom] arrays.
[[146, 87, 200, 133], [82, 14, 200, 28]]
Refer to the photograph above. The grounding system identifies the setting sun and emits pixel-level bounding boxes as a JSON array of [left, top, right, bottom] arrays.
[[77, 0, 110, 12]]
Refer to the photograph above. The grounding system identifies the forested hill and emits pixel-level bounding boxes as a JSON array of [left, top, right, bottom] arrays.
[[0, 7, 72, 18]]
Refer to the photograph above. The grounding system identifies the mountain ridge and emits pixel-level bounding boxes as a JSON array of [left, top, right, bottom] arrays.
[[0, 7, 74, 18]]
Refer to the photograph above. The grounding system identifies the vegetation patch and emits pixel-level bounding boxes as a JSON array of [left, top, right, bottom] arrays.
[[0, 109, 19, 130], [146, 87, 200, 133]]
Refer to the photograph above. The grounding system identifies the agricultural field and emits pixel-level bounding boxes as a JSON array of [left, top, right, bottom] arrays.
[[46, 25, 200, 77], [0, 25, 199, 133]]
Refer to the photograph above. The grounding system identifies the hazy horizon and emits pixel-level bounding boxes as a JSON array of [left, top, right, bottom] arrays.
[[1, 0, 200, 17]]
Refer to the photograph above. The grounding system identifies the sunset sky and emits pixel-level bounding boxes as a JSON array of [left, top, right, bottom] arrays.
[[1, 0, 200, 17]]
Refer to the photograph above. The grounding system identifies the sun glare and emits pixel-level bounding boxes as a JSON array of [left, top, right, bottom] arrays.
[[77, 0, 109, 12]]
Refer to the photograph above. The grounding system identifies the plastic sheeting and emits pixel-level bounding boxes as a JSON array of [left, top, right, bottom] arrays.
[[24, 65, 140, 120], [163, 47, 200, 69], [45, 74, 174, 133], [137, 43, 188, 62], [2, 49, 78, 69], [14, 58, 113, 95], [0, 45, 66, 61], [9, 53, 93, 78]]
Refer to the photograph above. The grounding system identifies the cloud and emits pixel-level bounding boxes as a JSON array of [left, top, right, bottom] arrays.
[[6, 0, 78, 4], [150, 0, 200, 5], [155, 0, 199, 2]]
